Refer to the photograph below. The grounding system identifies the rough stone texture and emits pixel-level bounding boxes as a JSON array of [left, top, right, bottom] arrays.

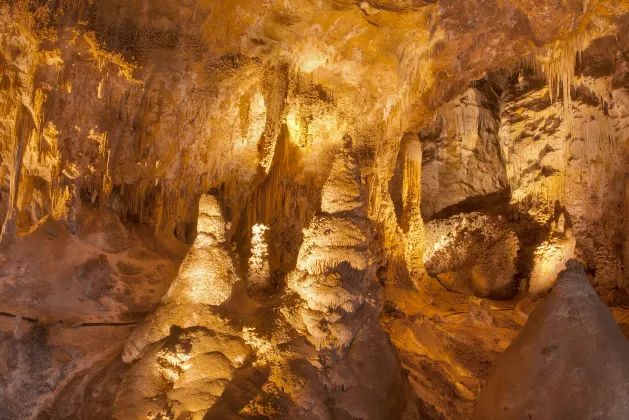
[[420, 78, 508, 219], [497, 51, 629, 303], [123, 194, 239, 363], [424, 212, 520, 299], [5, 1, 629, 419], [528, 222, 577, 297], [473, 261, 629, 420], [75, 254, 113, 300]]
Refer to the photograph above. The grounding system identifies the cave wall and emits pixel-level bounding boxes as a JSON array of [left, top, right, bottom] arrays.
[[3, 0, 629, 276]]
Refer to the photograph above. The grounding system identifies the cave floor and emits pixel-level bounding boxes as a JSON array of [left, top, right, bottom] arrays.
[[3, 225, 629, 419]]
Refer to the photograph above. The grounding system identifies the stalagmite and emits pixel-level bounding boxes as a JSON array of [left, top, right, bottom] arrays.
[[287, 140, 377, 350], [320, 137, 365, 215], [271, 140, 408, 419], [246, 223, 271, 295], [473, 260, 629, 419], [528, 211, 576, 297], [115, 194, 248, 419], [123, 194, 240, 362]]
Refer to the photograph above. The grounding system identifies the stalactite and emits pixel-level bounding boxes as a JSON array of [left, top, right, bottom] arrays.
[[0, 104, 35, 245], [526, 22, 611, 122], [259, 64, 289, 173]]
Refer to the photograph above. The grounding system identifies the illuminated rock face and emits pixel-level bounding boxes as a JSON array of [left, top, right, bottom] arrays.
[[496, 56, 629, 304], [420, 81, 508, 220], [6, 2, 629, 420], [115, 194, 248, 419], [473, 261, 629, 420], [528, 215, 577, 297], [424, 213, 520, 299], [287, 143, 378, 350]]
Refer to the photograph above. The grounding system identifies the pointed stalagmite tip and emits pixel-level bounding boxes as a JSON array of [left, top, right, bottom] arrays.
[[565, 258, 585, 272]]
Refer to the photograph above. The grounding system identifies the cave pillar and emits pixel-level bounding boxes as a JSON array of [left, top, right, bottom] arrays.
[[400, 133, 427, 281]]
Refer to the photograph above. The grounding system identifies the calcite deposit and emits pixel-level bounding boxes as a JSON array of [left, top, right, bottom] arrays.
[[473, 260, 629, 420], [4, 0, 629, 419]]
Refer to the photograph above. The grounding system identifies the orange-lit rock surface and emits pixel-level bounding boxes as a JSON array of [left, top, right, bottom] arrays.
[[4, 1, 629, 419]]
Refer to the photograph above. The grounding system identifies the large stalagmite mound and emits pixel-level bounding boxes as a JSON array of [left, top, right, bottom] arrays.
[[473, 260, 629, 420], [116, 194, 248, 419]]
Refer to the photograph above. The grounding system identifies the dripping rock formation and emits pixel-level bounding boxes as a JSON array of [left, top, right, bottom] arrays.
[[3, 1, 629, 419]]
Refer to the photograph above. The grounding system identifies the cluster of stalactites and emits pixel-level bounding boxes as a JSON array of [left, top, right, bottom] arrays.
[[522, 22, 610, 117]]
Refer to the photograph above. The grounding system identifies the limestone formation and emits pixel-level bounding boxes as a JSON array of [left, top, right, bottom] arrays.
[[246, 223, 271, 295], [285, 144, 377, 348], [114, 194, 249, 419], [528, 233, 577, 297], [5, 1, 629, 419], [274, 144, 408, 418], [420, 83, 508, 219], [424, 213, 520, 299], [473, 260, 629, 420], [114, 326, 249, 420], [123, 194, 239, 362], [400, 133, 427, 280]]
